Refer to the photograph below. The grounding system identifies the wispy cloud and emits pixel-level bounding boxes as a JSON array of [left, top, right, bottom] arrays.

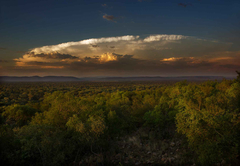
[[178, 3, 193, 7], [102, 4, 107, 7], [103, 14, 116, 22], [143, 35, 187, 42], [101, 4, 113, 9]]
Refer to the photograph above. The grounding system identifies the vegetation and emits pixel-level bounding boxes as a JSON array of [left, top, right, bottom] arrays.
[[0, 78, 240, 165]]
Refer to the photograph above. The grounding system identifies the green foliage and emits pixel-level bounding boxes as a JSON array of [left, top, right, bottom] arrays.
[[144, 104, 177, 129], [144, 86, 180, 138], [176, 80, 240, 165], [1, 80, 240, 165], [31, 92, 80, 128], [2, 104, 37, 127], [0, 124, 21, 165], [106, 110, 122, 135], [66, 114, 106, 142], [16, 125, 78, 166]]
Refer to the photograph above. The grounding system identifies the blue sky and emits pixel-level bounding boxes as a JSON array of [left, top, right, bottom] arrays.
[[0, 0, 240, 76]]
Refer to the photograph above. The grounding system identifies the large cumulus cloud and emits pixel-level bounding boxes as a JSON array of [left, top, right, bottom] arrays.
[[6, 34, 240, 76], [24, 34, 188, 59]]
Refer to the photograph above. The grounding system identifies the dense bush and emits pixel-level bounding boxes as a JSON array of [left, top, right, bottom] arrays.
[[2, 104, 37, 127], [176, 80, 240, 165], [0, 79, 240, 165]]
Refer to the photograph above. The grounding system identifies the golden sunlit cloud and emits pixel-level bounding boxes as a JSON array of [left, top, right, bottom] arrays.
[[161, 57, 182, 62], [208, 57, 233, 62], [161, 57, 203, 65], [98, 52, 118, 63]]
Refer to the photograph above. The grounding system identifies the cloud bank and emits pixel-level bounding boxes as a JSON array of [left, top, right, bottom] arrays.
[[6, 34, 239, 76]]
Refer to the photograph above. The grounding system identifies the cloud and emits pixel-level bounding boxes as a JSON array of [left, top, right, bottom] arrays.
[[31, 52, 78, 59], [161, 57, 184, 62], [31, 35, 139, 54], [2, 54, 238, 77], [178, 3, 193, 7], [17, 35, 231, 61], [90, 44, 99, 48], [15, 52, 80, 65], [40, 66, 64, 69], [15, 61, 66, 69], [160, 57, 204, 66], [143, 35, 187, 42], [0, 47, 7, 50], [65, 55, 228, 76], [97, 52, 118, 63], [10, 34, 239, 76], [26, 34, 187, 60], [97, 52, 133, 63], [103, 14, 116, 22], [13, 50, 240, 77], [15, 52, 133, 66], [101, 4, 113, 9]]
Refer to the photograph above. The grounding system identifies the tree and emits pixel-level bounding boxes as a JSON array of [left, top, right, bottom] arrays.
[[176, 80, 240, 165], [2, 104, 37, 127]]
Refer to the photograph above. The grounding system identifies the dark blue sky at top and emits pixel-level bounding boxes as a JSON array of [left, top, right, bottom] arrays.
[[0, 0, 240, 54]]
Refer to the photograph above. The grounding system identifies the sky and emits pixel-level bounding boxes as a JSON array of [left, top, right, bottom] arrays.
[[0, 0, 240, 77]]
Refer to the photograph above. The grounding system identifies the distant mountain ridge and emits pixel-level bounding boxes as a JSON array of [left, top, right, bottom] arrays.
[[0, 76, 235, 82], [0, 76, 81, 82]]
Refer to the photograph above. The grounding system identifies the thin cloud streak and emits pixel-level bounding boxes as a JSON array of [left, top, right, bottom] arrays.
[[178, 3, 193, 7], [102, 4, 107, 7], [143, 35, 187, 42], [103, 14, 116, 22]]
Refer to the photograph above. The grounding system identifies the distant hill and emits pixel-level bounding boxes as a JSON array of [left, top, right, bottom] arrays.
[[0, 76, 235, 82], [0, 76, 81, 82]]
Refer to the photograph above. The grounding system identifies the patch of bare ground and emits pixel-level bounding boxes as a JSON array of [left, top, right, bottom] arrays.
[[78, 127, 196, 165]]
